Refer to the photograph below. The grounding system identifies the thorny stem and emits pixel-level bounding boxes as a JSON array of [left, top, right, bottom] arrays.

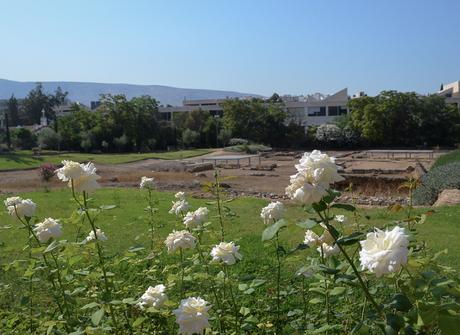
[[16, 212, 70, 331], [73, 186, 119, 333], [196, 231, 224, 333], [301, 276, 307, 330], [316, 209, 384, 318], [320, 245, 330, 326], [147, 189, 156, 251], [214, 170, 226, 242], [275, 231, 282, 333], [223, 265, 239, 334], [179, 248, 185, 300]]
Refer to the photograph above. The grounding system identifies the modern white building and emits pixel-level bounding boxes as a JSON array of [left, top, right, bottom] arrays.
[[158, 88, 350, 127], [438, 81, 460, 109]]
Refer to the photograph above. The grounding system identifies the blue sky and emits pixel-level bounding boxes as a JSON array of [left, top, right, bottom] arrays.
[[0, 0, 458, 96]]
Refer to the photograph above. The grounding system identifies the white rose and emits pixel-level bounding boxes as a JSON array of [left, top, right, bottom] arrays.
[[84, 229, 108, 243], [33, 218, 63, 243], [317, 243, 340, 258], [295, 150, 344, 185], [6, 198, 37, 219], [140, 176, 155, 190], [359, 226, 409, 277], [175, 191, 186, 200], [71, 162, 101, 193], [164, 230, 196, 253], [285, 150, 343, 204], [55, 160, 84, 181], [169, 200, 190, 216], [183, 207, 209, 228], [304, 230, 321, 247], [210, 241, 242, 265], [285, 174, 327, 204], [138, 284, 168, 309], [173, 297, 210, 335], [260, 201, 285, 224], [335, 215, 347, 223], [4, 197, 22, 207]]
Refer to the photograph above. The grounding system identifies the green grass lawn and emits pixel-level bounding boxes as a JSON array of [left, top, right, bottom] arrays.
[[1, 188, 459, 272], [432, 149, 460, 169], [0, 149, 213, 170]]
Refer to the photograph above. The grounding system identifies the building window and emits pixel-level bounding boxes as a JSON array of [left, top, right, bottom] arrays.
[[328, 106, 339, 116], [339, 106, 348, 115], [308, 106, 326, 116]]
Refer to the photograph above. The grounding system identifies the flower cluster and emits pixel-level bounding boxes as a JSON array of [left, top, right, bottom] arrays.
[[210, 241, 242, 265], [169, 192, 190, 216], [56, 160, 101, 193], [183, 207, 209, 228], [4, 197, 37, 219], [173, 297, 210, 335], [34, 217, 63, 243], [260, 201, 285, 224], [304, 229, 339, 258], [285, 150, 344, 204], [138, 284, 168, 309], [140, 176, 156, 190], [359, 226, 409, 277], [164, 230, 196, 253], [84, 229, 108, 243]]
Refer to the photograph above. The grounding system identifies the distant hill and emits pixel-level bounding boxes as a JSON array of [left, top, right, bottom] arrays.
[[0, 79, 260, 106]]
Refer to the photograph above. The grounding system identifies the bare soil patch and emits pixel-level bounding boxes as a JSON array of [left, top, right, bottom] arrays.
[[0, 150, 444, 206]]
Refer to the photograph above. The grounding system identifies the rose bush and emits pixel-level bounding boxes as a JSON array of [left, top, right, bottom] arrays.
[[1, 155, 459, 334]]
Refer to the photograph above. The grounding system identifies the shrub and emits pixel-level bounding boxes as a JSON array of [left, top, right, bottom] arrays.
[[113, 134, 129, 152], [37, 128, 61, 150], [39, 163, 56, 181], [413, 162, 460, 205], [218, 129, 232, 146], [228, 138, 248, 146], [182, 128, 200, 148], [432, 149, 460, 169], [315, 124, 360, 148], [225, 144, 271, 154], [11, 127, 36, 149]]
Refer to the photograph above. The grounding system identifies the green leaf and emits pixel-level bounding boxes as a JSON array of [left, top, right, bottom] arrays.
[[330, 286, 346, 296], [385, 313, 404, 333], [439, 314, 460, 335], [388, 293, 412, 312], [312, 201, 327, 212], [261, 219, 287, 241], [250, 279, 266, 287], [81, 302, 100, 310], [91, 307, 105, 326], [331, 203, 356, 212], [99, 205, 117, 210], [336, 232, 364, 246], [296, 219, 317, 229], [43, 240, 59, 254], [132, 317, 145, 328], [239, 307, 251, 316], [318, 264, 340, 275]]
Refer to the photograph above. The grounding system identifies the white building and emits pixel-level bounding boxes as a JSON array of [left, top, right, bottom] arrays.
[[158, 88, 350, 128], [438, 81, 460, 109]]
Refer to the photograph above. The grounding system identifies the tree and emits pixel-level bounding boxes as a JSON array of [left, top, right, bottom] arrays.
[[11, 128, 36, 149], [4, 111, 11, 149], [22, 84, 68, 125], [182, 129, 200, 148], [7, 95, 20, 126], [348, 91, 460, 147]]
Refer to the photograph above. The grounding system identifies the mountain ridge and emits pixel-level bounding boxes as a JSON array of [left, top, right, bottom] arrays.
[[0, 78, 260, 106]]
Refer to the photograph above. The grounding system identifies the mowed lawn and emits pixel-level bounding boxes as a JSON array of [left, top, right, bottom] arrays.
[[1, 188, 459, 272], [0, 149, 213, 170]]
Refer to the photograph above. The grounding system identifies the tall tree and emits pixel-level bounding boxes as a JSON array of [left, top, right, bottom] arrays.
[[4, 111, 11, 149], [7, 94, 20, 126]]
